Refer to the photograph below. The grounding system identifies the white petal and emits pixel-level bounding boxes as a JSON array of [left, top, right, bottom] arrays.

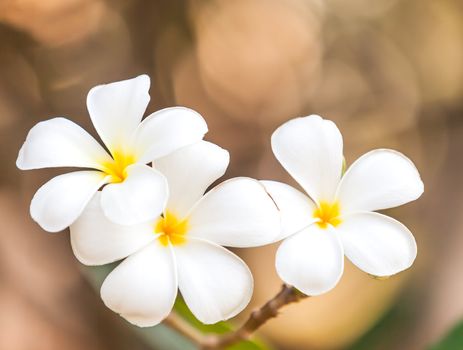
[[260, 180, 317, 241], [155, 141, 229, 218], [87, 75, 150, 153], [17, 117, 112, 170], [339, 212, 417, 277], [271, 115, 343, 203], [101, 241, 177, 327], [275, 225, 344, 296], [174, 238, 253, 324], [30, 171, 109, 232], [187, 178, 280, 248], [133, 107, 208, 164], [70, 193, 155, 266], [101, 164, 168, 226], [336, 149, 424, 213]]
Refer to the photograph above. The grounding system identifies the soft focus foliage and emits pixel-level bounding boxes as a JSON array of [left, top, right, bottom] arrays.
[[2, 0, 462, 349], [430, 320, 463, 350]]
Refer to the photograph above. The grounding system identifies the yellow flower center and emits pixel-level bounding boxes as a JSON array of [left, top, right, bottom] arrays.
[[155, 211, 188, 246], [100, 151, 136, 183], [313, 201, 342, 229]]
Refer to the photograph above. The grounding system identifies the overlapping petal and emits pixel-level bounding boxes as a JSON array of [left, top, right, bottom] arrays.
[[17, 117, 112, 170], [271, 115, 343, 204], [260, 180, 317, 240], [87, 74, 150, 153], [339, 212, 417, 277], [101, 240, 177, 327], [187, 178, 280, 247], [174, 238, 253, 324], [30, 171, 109, 232], [155, 141, 229, 218], [275, 225, 344, 296], [70, 193, 155, 266], [132, 107, 208, 164], [100, 164, 168, 226], [336, 149, 424, 213]]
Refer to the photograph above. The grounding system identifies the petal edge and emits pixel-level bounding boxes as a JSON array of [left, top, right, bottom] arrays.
[[31, 171, 109, 232], [175, 238, 253, 324], [336, 149, 424, 213], [339, 212, 417, 277], [271, 115, 344, 204], [275, 225, 344, 296]]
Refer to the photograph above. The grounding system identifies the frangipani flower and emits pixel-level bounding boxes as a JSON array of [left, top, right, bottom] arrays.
[[70, 141, 280, 326], [263, 115, 424, 296], [17, 75, 207, 231]]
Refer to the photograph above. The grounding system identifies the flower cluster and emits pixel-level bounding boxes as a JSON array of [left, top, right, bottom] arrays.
[[17, 75, 423, 327]]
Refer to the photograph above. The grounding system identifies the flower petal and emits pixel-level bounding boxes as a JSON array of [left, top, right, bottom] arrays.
[[70, 193, 155, 266], [101, 241, 177, 327], [187, 178, 280, 247], [100, 164, 168, 226], [174, 238, 253, 324], [30, 171, 109, 232], [133, 107, 208, 164], [87, 75, 150, 153], [336, 149, 424, 213], [260, 180, 317, 240], [275, 225, 344, 296], [339, 212, 417, 277], [271, 115, 343, 203], [155, 141, 229, 218], [17, 117, 112, 170]]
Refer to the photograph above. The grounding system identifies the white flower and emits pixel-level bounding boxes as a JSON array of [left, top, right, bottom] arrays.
[[70, 141, 280, 326], [17, 75, 207, 231], [263, 115, 424, 296]]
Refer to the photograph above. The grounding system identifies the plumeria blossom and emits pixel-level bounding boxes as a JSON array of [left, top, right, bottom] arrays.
[[17, 75, 208, 231], [70, 141, 280, 326], [262, 115, 424, 296]]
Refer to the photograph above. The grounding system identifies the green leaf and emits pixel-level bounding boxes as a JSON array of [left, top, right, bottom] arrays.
[[429, 319, 463, 350]]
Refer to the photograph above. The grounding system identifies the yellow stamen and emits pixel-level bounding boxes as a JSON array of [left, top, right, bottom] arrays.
[[313, 201, 342, 229], [100, 151, 136, 183], [155, 211, 188, 246]]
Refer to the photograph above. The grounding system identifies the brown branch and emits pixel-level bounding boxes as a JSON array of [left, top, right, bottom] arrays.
[[203, 284, 308, 349], [163, 284, 308, 349]]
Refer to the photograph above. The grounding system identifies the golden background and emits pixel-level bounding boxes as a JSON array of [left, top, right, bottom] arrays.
[[0, 0, 461, 349]]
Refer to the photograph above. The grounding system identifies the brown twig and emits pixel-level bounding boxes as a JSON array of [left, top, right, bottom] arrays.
[[164, 284, 308, 349]]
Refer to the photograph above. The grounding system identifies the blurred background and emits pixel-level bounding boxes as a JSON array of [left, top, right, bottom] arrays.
[[1, 0, 462, 349]]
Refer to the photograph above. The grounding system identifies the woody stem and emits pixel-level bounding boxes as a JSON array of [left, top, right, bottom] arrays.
[[164, 284, 308, 349]]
